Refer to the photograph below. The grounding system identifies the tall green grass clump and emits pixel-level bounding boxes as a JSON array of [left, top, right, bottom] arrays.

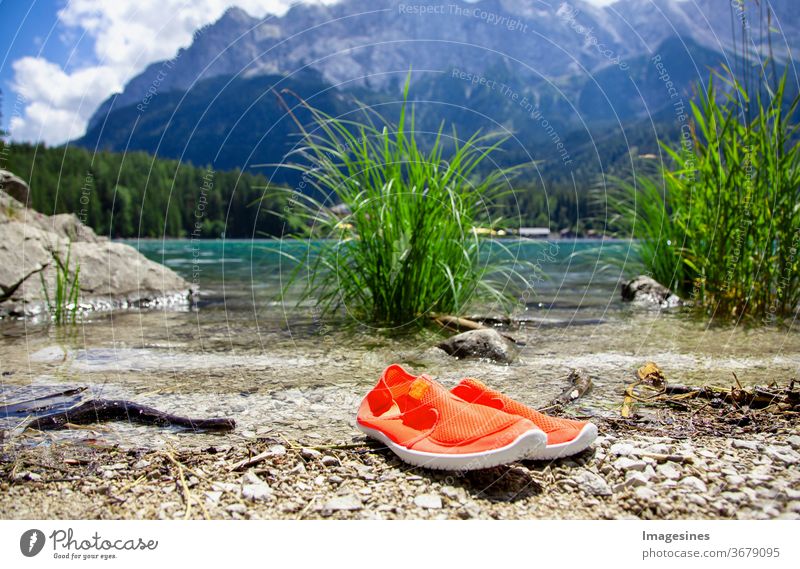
[[39, 241, 81, 325], [277, 77, 524, 325], [609, 73, 800, 321]]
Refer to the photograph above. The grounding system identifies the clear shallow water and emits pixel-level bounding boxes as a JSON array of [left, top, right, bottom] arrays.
[[1, 239, 798, 448]]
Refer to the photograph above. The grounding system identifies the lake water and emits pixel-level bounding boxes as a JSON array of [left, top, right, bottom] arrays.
[[1, 238, 798, 448]]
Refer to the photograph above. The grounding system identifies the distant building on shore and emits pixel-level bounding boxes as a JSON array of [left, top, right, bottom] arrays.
[[517, 227, 552, 239]]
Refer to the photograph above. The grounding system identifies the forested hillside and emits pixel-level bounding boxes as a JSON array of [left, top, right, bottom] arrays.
[[4, 144, 294, 238]]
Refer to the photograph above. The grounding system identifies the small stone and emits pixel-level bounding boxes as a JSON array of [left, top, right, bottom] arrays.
[[680, 476, 707, 493], [211, 481, 238, 493], [624, 471, 649, 488], [226, 504, 247, 514], [269, 444, 287, 456], [436, 328, 518, 363], [414, 494, 443, 509], [323, 494, 362, 511], [786, 435, 800, 451], [441, 486, 459, 499], [610, 443, 635, 456], [685, 494, 707, 506], [731, 439, 758, 451], [765, 446, 800, 465], [328, 475, 344, 484], [321, 455, 339, 467], [572, 470, 612, 496], [613, 457, 646, 471], [635, 487, 658, 501], [656, 462, 682, 480], [241, 471, 263, 485], [726, 475, 746, 485], [242, 484, 273, 501], [133, 460, 150, 470], [204, 491, 222, 504], [645, 444, 670, 455], [301, 448, 322, 460]]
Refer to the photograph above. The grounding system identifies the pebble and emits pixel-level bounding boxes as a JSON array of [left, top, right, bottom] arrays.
[[323, 494, 362, 511], [656, 462, 682, 480], [204, 491, 222, 504], [301, 448, 322, 460], [609, 443, 635, 456], [680, 476, 707, 493], [635, 487, 658, 501], [731, 439, 758, 451], [624, 471, 649, 488], [241, 484, 273, 501], [225, 504, 247, 514], [211, 481, 238, 493], [441, 486, 459, 499], [133, 460, 150, 470], [613, 457, 646, 472], [786, 435, 800, 451], [241, 471, 263, 485], [685, 494, 707, 506], [572, 470, 612, 496], [414, 494, 443, 509], [269, 444, 287, 456], [765, 446, 800, 465], [321, 456, 339, 467], [328, 475, 344, 484]]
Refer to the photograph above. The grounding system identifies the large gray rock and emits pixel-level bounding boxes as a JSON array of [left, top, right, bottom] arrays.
[[0, 169, 30, 205], [621, 275, 683, 308], [436, 328, 518, 363], [1, 181, 192, 317]]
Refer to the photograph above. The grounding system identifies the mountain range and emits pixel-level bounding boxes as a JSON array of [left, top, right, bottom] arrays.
[[74, 0, 799, 187]]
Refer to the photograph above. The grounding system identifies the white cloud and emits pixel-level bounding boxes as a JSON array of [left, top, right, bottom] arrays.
[[9, 0, 339, 144]]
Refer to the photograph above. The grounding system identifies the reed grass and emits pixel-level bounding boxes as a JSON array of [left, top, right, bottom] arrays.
[[607, 73, 800, 321], [274, 76, 529, 325], [39, 241, 81, 325]]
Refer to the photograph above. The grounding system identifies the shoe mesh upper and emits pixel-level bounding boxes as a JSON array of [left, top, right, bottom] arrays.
[[415, 380, 521, 445], [455, 378, 586, 439]]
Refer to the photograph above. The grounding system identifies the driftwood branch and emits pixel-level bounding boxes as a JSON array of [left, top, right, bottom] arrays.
[[541, 369, 593, 411], [663, 383, 798, 409], [433, 315, 518, 342], [24, 399, 236, 432]]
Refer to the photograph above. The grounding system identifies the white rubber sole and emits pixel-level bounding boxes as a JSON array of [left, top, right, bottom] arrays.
[[357, 422, 547, 471], [525, 423, 598, 461]]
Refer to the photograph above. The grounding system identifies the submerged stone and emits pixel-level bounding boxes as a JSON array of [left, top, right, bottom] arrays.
[[436, 328, 518, 363], [621, 275, 683, 308]]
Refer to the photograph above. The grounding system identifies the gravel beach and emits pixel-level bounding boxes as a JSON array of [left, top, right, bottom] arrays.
[[2, 420, 798, 520]]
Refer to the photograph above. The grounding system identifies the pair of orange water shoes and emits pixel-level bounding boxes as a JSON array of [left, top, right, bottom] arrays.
[[357, 364, 597, 471]]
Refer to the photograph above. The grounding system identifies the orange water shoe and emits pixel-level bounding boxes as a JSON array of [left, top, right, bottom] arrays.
[[451, 378, 597, 460], [356, 365, 546, 470]]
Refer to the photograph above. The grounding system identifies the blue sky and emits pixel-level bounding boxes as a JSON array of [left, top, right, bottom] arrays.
[[0, 0, 618, 144]]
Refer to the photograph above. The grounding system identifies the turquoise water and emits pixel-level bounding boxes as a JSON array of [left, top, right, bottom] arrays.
[[125, 238, 638, 318]]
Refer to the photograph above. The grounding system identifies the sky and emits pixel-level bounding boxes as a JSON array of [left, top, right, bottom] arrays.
[[0, 0, 619, 145]]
